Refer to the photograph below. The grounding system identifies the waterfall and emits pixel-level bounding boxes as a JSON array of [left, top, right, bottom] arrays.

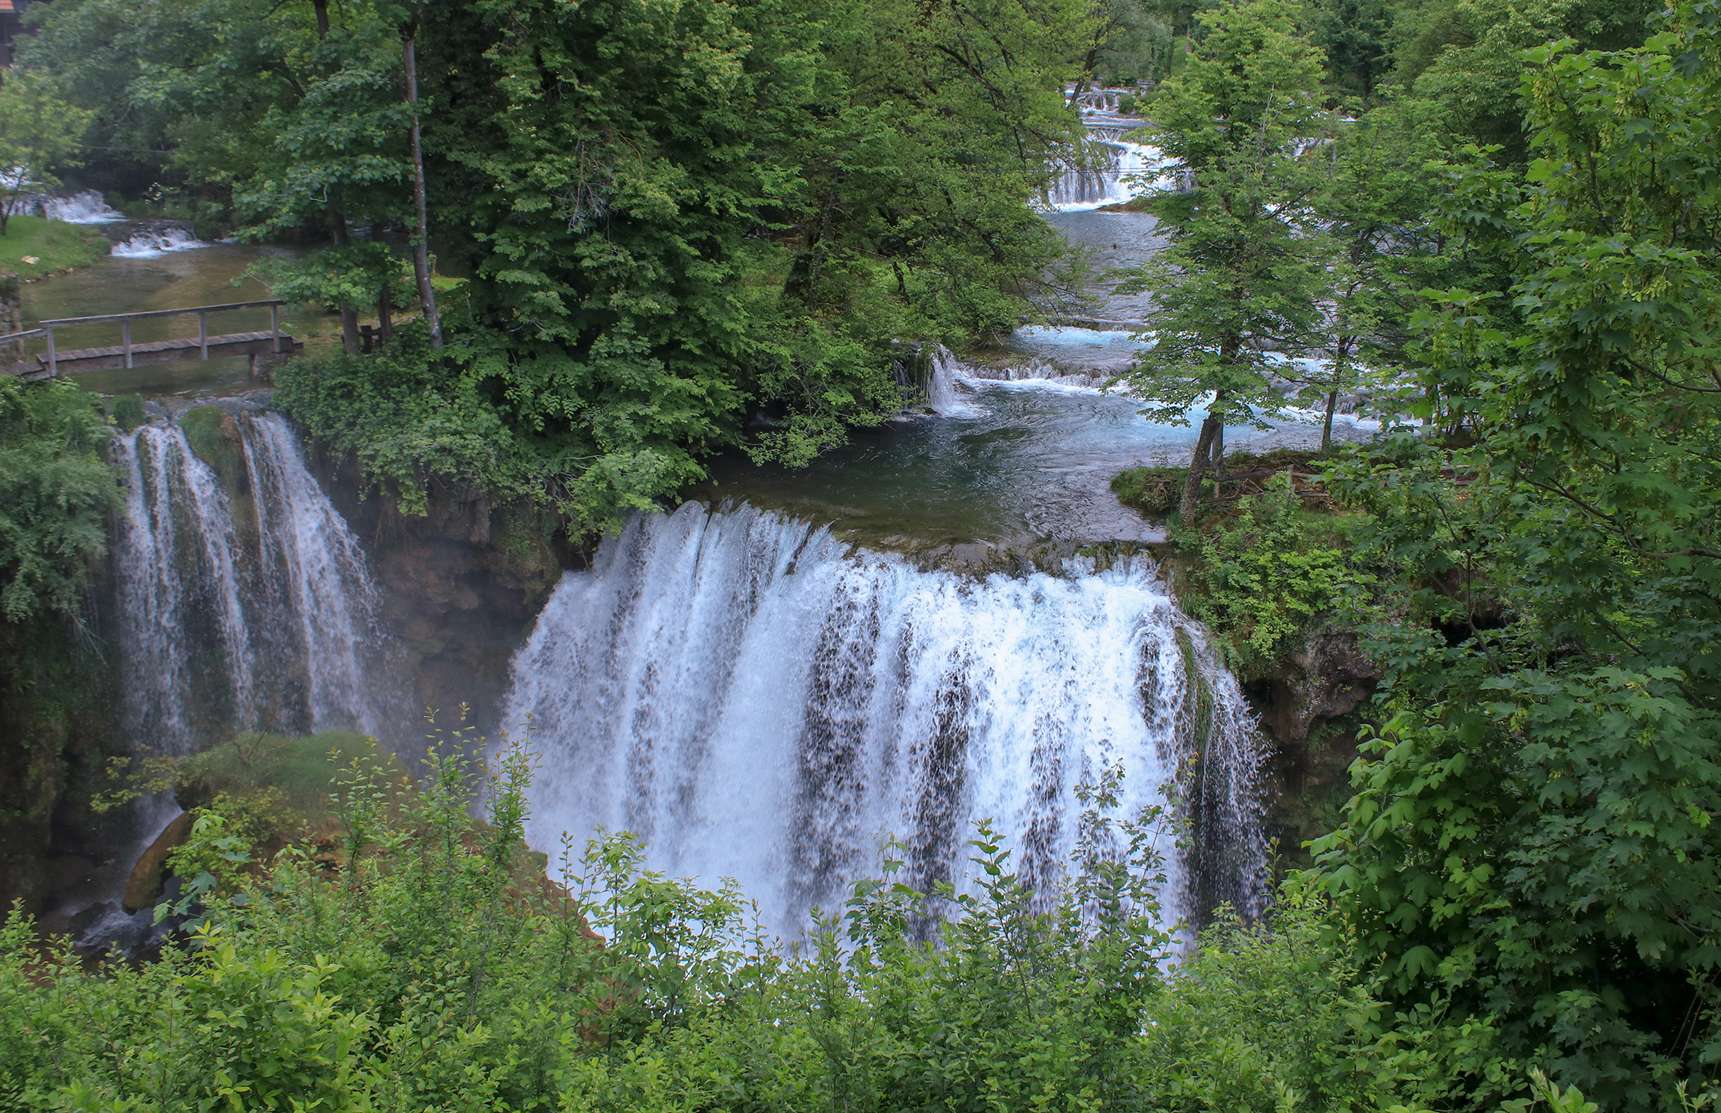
[[1044, 136, 1162, 212], [114, 425, 258, 753], [27, 189, 126, 224], [503, 502, 1267, 937], [111, 225, 209, 258], [112, 411, 389, 754], [925, 347, 981, 416]]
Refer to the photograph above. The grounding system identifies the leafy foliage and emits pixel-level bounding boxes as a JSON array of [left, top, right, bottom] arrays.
[[1309, 6, 1721, 1105], [0, 70, 94, 236], [1179, 473, 1366, 671], [0, 378, 115, 626], [0, 742, 1430, 1112], [1123, 0, 1329, 515]]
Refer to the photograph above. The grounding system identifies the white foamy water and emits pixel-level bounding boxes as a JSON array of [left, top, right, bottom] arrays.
[[1043, 132, 1174, 213], [32, 190, 126, 224], [503, 502, 1267, 937], [112, 412, 389, 753], [111, 225, 210, 258]]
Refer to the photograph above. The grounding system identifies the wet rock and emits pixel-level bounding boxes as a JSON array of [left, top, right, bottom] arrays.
[[1243, 629, 1379, 864], [1254, 630, 1376, 745], [122, 811, 193, 913]]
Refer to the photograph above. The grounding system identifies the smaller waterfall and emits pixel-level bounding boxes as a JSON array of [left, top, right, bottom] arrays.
[[27, 190, 126, 224], [242, 415, 386, 737], [114, 425, 257, 753], [926, 348, 982, 416], [112, 411, 390, 754], [112, 225, 209, 258], [1044, 137, 1163, 212]]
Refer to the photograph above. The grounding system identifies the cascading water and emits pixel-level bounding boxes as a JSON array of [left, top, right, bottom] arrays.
[[26, 189, 126, 224], [925, 347, 982, 416], [1044, 134, 1162, 212], [114, 424, 258, 753], [112, 410, 390, 755], [111, 225, 210, 258], [503, 502, 1267, 937]]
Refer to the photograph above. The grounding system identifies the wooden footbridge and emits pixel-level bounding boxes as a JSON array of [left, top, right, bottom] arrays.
[[1, 299, 302, 382]]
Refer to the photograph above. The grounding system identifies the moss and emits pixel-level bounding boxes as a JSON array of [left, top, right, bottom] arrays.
[[491, 503, 563, 598], [0, 615, 119, 909], [1112, 466, 1184, 517], [177, 731, 401, 823], [1175, 628, 1214, 763], [178, 406, 255, 530], [0, 215, 108, 277], [108, 394, 148, 432]]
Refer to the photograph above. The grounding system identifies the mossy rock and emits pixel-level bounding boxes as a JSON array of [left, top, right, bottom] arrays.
[[1112, 466, 1184, 517], [175, 731, 402, 825], [178, 406, 257, 537], [108, 394, 148, 433], [491, 503, 564, 598]]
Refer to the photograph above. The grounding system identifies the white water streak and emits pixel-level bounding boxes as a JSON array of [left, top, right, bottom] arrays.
[[504, 502, 1267, 937], [112, 413, 387, 752]]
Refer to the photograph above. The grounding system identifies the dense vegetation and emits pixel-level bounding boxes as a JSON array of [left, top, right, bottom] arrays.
[[1121, 0, 1721, 1104], [0, 0, 1717, 1108], [0, 740, 1597, 1113], [19, 0, 1103, 529]]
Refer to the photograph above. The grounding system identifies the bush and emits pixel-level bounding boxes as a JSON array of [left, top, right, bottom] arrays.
[[1112, 465, 1183, 516], [1179, 472, 1366, 671], [0, 377, 115, 625], [0, 737, 1429, 1112]]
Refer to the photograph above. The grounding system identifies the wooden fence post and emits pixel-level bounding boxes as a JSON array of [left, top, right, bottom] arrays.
[[122, 319, 133, 368], [198, 311, 209, 360], [45, 327, 57, 377]]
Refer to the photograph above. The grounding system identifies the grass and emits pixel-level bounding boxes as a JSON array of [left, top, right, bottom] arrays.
[[0, 214, 108, 277], [179, 731, 401, 821]]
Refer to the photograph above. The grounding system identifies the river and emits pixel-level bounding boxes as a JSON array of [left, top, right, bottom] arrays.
[[42, 151, 1345, 943]]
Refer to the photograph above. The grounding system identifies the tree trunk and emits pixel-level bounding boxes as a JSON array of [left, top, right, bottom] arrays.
[[325, 205, 362, 355], [1321, 389, 1338, 451], [1180, 415, 1222, 520], [311, 0, 330, 38], [1207, 423, 1225, 496], [378, 285, 394, 341], [403, 19, 442, 349]]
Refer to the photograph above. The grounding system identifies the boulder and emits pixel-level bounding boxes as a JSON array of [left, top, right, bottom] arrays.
[[122, 812, 194, 913]]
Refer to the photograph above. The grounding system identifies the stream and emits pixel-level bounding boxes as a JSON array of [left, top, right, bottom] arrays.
[[39, 153, 1357, 944]]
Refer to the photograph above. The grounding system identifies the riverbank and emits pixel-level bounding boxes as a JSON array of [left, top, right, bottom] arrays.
[[1112, 449, 1381, 865], [0, 215, 109, 279]]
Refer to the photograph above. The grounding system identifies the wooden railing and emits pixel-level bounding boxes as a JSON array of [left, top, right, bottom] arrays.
[[0, 298, 288, 378]]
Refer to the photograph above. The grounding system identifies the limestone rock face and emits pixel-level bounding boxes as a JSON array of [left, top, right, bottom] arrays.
[[122, 811, 194, 913], [1256, 631, 1376, 745], [1244, 629, 1380, 864]]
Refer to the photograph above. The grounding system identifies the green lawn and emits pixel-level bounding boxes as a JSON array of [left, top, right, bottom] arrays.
[[0, 213, 109, 276]]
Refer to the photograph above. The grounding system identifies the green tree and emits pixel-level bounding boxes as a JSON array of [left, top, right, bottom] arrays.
[[0, 378, 114, 625], [1314, 5, 1721, 1102], [1123, 0, 1329, 516], [1302, 93, 1447, 447], [0, 72, 94, 236], [31, 0, 418, 352], [1312, 0, 1391, 99], [1389, 0, 1660, 158]]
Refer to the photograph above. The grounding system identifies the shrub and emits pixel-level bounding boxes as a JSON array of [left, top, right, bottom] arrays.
[[1179, 472, 1366, 670], [0, 735, 1425, 1112]]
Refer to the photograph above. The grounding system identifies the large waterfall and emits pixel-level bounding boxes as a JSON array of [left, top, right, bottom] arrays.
[[503, 502, 1266, 937], [113, 411, 390, 754]]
